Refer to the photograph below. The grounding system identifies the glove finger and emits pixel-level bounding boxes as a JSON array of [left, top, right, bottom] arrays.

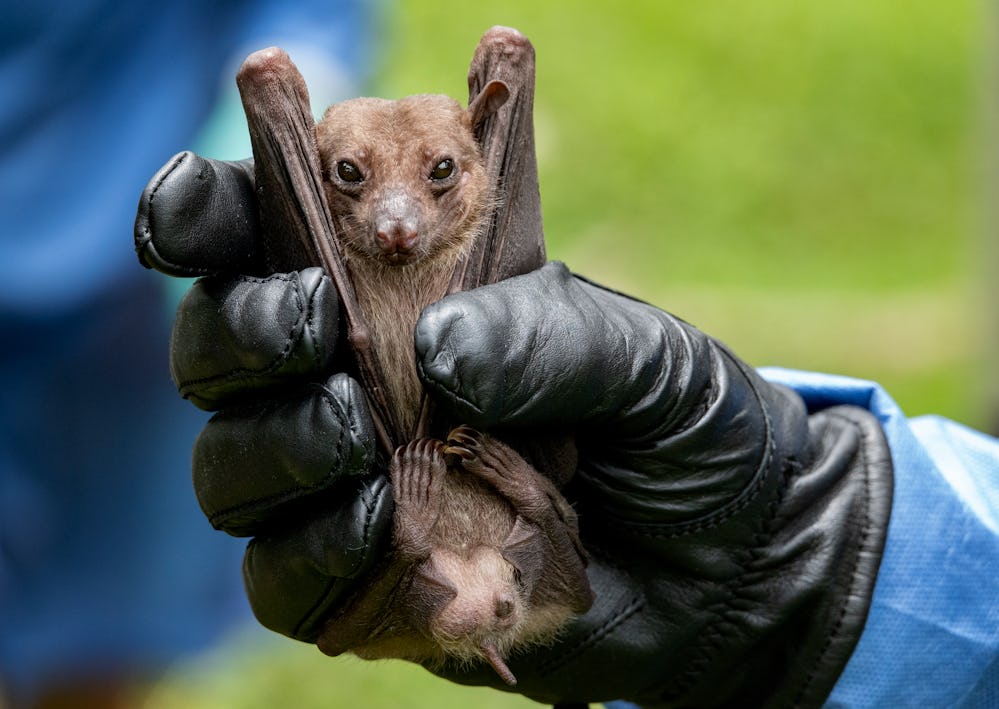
[[193, 373, 375, 537], [415, 261, 684, 433], [243, 472, 393, 642], [171, 267, 338, 410], [415, 261, 797, 522], [135, 151, 262, 277]]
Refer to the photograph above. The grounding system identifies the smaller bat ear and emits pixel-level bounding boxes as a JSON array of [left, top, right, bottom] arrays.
[[407, 558, 458, 635], [500, 516, 545, 592], [468, 80, 510, 128]]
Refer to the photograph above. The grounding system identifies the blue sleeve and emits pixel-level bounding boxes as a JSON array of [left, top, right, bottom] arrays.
[[759, 368, 999, 708]]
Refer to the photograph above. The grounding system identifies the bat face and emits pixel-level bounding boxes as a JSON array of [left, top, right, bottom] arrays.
[[316, 95, 491, 269], [421, 547, 524, 643]]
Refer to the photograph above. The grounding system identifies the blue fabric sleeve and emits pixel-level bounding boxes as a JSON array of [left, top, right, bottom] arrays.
[[759, 368, 999, 709]]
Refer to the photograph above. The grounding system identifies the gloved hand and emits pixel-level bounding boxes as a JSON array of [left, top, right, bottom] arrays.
[[136, 152, 894, 709], [135, 152, 393, 639]]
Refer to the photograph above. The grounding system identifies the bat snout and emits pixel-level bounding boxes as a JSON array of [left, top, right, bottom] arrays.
[[374, 219, 420, 257], [492, 591, 520, 630], [372, 190, 423, 262]]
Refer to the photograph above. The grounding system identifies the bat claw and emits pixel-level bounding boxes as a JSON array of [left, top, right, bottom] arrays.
[[447, 425, 482, 451], [443, 444, 476, 466]]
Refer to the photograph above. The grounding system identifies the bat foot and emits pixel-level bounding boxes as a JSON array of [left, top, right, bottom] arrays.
[[444, 427, 547, 512], [391, 438, 447, 531], [445, 425, 517, 478]]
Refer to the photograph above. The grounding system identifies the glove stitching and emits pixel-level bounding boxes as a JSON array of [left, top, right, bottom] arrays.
[[206, 388, 352, 529], [326, 386, 350, 476], [536, 593, 646, 677], [294, 473, 388, 638], [416, 355, 480, 417], [307, 277, 327, 373], [343, 376, 375, 473], [652, 356, 783, 703], [177, 273, 311, 395], [414, 310, 485, 416], [597, 351, 777, 539], [136, 152, 214, 276], [656, 451, 793, 705], [791, 410, 873, 708]]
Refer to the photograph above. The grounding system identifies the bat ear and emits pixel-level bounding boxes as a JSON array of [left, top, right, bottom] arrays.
[[500, 516, 545, 591], [407, 558, 458, 635], [468, 80, 510, 128]]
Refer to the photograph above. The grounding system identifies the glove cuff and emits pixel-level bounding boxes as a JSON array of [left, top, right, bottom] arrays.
[[652, 402, 894, 708]]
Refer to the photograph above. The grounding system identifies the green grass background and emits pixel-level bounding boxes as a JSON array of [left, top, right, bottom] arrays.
[[145, 1, 989, 706]]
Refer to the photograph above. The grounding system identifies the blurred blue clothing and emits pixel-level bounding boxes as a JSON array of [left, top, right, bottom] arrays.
[[760, 368, 999, 709], [0, 1, 376, 314], [0, 0, 374, 702]]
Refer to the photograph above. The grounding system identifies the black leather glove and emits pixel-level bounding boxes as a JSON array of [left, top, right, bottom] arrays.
[[413, 266, 893, 708], [136, 152, 393, 639], [136, 152, 894, 708]]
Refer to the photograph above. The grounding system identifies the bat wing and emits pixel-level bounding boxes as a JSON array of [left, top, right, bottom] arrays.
[[455, 26, 546, 292], [405, 558, 459, 635], [236, 47, 398, 452]]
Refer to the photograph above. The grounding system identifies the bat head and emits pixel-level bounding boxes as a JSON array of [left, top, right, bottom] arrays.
[[316, 82, 509, 268], [405, 546, 525, 684]]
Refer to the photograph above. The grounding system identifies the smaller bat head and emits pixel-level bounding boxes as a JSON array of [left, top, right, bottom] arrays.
[[409, 546, 525, 684]]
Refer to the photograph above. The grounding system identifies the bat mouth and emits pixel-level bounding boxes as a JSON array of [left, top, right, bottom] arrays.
[[380, 250, 421, 266]]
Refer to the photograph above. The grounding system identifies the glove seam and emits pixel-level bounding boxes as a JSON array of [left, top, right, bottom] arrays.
[[325, 384, 352, 478], [656, 454, 794, 704], [647, 355, 788, 704], [414, 316, 481, 418], [177, 273, 312, 398], [594, 350, 777, 539], [791, 408, 875, 708], [342, 375, 375, 474], [294, 473, 389, 638], [307, 276, 328, 374], [537, 594, 644, 677], [535, 545, 645, 677]]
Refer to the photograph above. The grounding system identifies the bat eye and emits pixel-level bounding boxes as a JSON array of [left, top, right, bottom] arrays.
[[430, 158, 455, 181], [336, 160, 363, 183]]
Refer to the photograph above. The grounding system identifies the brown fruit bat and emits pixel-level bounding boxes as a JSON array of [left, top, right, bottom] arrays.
[[234, 26, 593, 685]]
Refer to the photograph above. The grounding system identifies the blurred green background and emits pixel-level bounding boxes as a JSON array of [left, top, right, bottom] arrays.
[[144, 1, 989, 707]]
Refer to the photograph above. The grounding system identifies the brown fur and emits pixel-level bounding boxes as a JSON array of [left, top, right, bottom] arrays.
[[317, 95, 492, 436], [314, 93, 591, 683]]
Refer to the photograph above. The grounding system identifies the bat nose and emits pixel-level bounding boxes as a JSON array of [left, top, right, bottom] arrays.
[[494, 593, 515, 620], [375, 220, 419, 254]]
